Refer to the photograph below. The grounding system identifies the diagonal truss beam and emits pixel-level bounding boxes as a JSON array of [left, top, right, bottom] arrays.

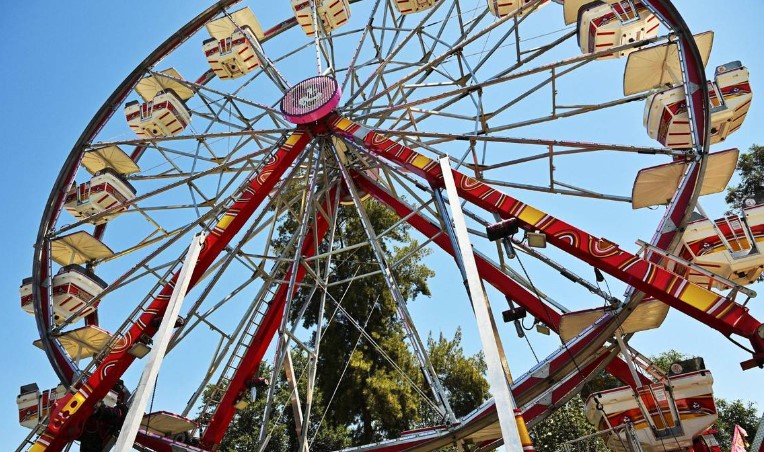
[[201, 185, 339, 447], [353, 171, 650, 391], [330, 114, 764, 365], [331, 142, 456, 423], [33, 129, 312, 451]]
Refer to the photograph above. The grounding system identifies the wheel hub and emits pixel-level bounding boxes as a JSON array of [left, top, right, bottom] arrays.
[[280, 76, 341, 124]]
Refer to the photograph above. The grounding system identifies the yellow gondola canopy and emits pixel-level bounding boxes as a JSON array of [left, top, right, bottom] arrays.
[[135, 68, 195, 103], [559, 299, 669, 342], [623, 31, 714, 96], [206, 7, 264, 41], [33, 325, 112, 361], [631, 148, 738, 209], [50, 231, 114, 266], [563, 0, 593, 25], [81, 145, 140, 176], [141, 412, 196, 436]]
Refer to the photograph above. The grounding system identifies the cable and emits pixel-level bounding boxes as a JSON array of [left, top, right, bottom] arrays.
[[313, 295, 380, 445], [726, 335, 756, 355], [508, 238, 585, 377]]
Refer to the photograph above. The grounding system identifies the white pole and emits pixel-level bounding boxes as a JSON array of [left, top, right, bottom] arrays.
[[438, 158, 524, 451], [114, 232, 206, 451], [283, 347, 305, 441]]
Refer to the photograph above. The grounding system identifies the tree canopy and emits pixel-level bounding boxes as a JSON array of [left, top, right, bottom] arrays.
[[212, 328, 489, 451], [725, 144, 764, 211], [530, 395, 603, 452], [212, 199, 490, 449], [292, 201, 436, 443]]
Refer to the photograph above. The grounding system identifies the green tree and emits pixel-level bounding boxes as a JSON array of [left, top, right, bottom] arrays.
[[713, 399, 760, 451], [209, 358, 352, 452], [426, 328, 489, 418], [274, 199, 488, 445], [725, 144, 764, 211], [649, 349, 690, 374], [211, 329, 490, 450], [530, 396, 604, 452], [294, 200, 433, 443]]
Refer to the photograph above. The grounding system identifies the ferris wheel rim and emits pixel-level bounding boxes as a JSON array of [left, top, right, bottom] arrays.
[[26, 0, 725, 449]]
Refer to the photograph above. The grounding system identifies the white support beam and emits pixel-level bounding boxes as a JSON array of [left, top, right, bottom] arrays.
[[438, 157, 523, 451], [114, 232, 206, 451], [283, 347, 305, 442]]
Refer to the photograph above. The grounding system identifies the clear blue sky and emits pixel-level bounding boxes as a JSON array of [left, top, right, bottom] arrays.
[[2, 1, 763, 447]]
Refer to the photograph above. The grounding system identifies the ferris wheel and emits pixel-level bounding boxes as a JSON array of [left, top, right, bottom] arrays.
[[16, 0, 764, 450]]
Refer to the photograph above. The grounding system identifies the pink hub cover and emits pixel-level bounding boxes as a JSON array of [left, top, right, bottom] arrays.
[[280, 76, 342, 124]]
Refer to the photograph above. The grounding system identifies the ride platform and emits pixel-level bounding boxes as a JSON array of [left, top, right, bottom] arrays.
[[584, 370, 717, 451], [203, 7, 263, 80], [570, 0, 659, 59], [125, 68, 194, 138]]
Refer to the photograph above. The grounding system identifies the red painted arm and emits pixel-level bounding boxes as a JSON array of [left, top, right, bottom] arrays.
[[330, 115, 764, 365], [35, 129, 311, 451], [201, 186, 339, 447], [354, 172, 650, 388]]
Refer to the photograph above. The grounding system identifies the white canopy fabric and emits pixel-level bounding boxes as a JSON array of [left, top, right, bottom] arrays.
[[51, 231, 114, 265], [632, 148, 739, 209], [559, 299, 669, 342], [564, 0, 639, 25], [34, 325, 112, 361], [135, 68, 195, 102], [562, 0, 591, 25], [141, 412, 196, 435], [206, 7, 264, 41], [623, 31, 714, 96], [82, 145, 140, 175]]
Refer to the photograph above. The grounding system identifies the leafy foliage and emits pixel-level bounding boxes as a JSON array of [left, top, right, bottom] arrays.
[[712, 399, 760, 451], [205, 359, 352, 452], [725, 144, 764, 211], [426, 328, 489, 418], [530, 396, 604, 452], [290, 201, 435, 443], [649, 349, 690, 374], [209, 328, 490, 450], [214, 199, 489, 448]]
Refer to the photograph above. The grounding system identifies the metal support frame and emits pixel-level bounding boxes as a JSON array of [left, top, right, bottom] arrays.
[[331, 139, 456, 423], [26, 0, 750, 449], [433, 188, 515, 381], [438, 157, 523, 451], [114, 232, 205, 451], [258, 146, 322, 446], [284, 349, 305, 441], [299, 187, 341, 452]]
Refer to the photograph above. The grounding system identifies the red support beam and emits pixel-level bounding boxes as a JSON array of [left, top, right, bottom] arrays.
[[354, 172, 650, 388], [354, 172, 562, 330], [639, 0, 710, 256], [34, 129, 312, 451], [201, 185, 339, 447], [330, 115, 764, 364]]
